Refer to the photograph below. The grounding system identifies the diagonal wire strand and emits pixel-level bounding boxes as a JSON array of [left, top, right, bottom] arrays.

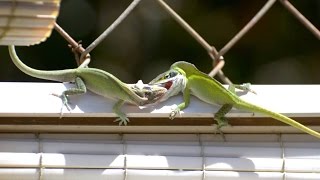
[[80, 0, 142, 62], [218, 0, 277, 57], [54, 0, 319, 85], [279, 0, 320, 40], [156, 0, 232, 84], [54, 23, 88, 66]]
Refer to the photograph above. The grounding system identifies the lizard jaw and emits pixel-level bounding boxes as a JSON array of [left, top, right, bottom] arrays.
[[153, 74, 186, 102]]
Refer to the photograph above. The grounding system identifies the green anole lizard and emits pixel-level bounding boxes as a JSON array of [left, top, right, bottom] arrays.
[[150, 61, 320, 139], [8, 45, 168, 125]]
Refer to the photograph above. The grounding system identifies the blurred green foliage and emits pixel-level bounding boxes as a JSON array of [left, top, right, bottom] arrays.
[[0, 0, 319, 84]]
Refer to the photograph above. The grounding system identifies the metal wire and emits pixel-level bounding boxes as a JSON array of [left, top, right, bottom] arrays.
[[55, 0, 319, 84]]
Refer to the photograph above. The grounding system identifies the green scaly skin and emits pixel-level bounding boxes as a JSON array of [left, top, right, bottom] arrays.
[[8, 45, 167, 125], [151, 61, 320, 139]]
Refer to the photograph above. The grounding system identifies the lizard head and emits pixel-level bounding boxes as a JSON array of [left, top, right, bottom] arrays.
[[149, 69, 187, 102]]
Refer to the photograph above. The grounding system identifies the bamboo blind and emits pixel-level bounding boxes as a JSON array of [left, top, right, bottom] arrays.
[[0, 133, 319, 179], [0, 0, 61, 46]]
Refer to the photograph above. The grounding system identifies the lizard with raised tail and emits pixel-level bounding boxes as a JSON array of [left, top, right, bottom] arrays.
[[8, 45, 169, 125]]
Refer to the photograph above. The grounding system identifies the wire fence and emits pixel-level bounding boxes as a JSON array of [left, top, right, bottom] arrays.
[[54, 0, 319, 84]]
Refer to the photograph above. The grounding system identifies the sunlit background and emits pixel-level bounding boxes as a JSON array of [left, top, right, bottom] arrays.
[[0, 0, 319, 84]]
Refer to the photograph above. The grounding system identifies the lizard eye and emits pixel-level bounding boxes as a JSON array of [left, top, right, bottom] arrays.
[[164, 71, 178, 79], [169, 71, 178, 77]]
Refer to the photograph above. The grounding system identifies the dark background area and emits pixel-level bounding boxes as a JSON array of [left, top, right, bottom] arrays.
[[0, 0, 319, 84]]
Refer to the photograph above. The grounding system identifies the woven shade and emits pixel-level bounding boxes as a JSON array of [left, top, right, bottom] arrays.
[[0, 0, 61, 46], [0, 133, 319, 179]]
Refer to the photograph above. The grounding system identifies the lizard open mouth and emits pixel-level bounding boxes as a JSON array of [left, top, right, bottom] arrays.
[[163, 80, 173, 90], [156, 80, 173, 90], [148, 73, 186, 103]]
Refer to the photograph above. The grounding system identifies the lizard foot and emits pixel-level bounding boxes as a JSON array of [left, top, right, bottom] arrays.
[[169, 107, 180, 120], [114, 114, 130, 126], [112, 100, 130, 126], [236, 83, 257, 95], [213, 125, 226, 142], [214, 116, 230, 130], [213, 117, 229, 142], [51, 93, 71, 118]]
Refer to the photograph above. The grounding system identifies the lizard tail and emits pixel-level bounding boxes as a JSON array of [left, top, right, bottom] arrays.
[[8, 45, 76, 82], [235, 100, 320, 139]]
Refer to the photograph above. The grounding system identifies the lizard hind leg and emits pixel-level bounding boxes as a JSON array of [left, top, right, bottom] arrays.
[[214, 104, 233, 130], [113, 100, 130, 126], [213, 104, 233, 141], [52, 77, 87, 116]]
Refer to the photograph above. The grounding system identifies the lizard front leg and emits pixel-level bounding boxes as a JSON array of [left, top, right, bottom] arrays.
[[229, 83, 256, 95], [112, 82, 167, 126], [112, 100, 129, 126], [170, 85, 191, 119]]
